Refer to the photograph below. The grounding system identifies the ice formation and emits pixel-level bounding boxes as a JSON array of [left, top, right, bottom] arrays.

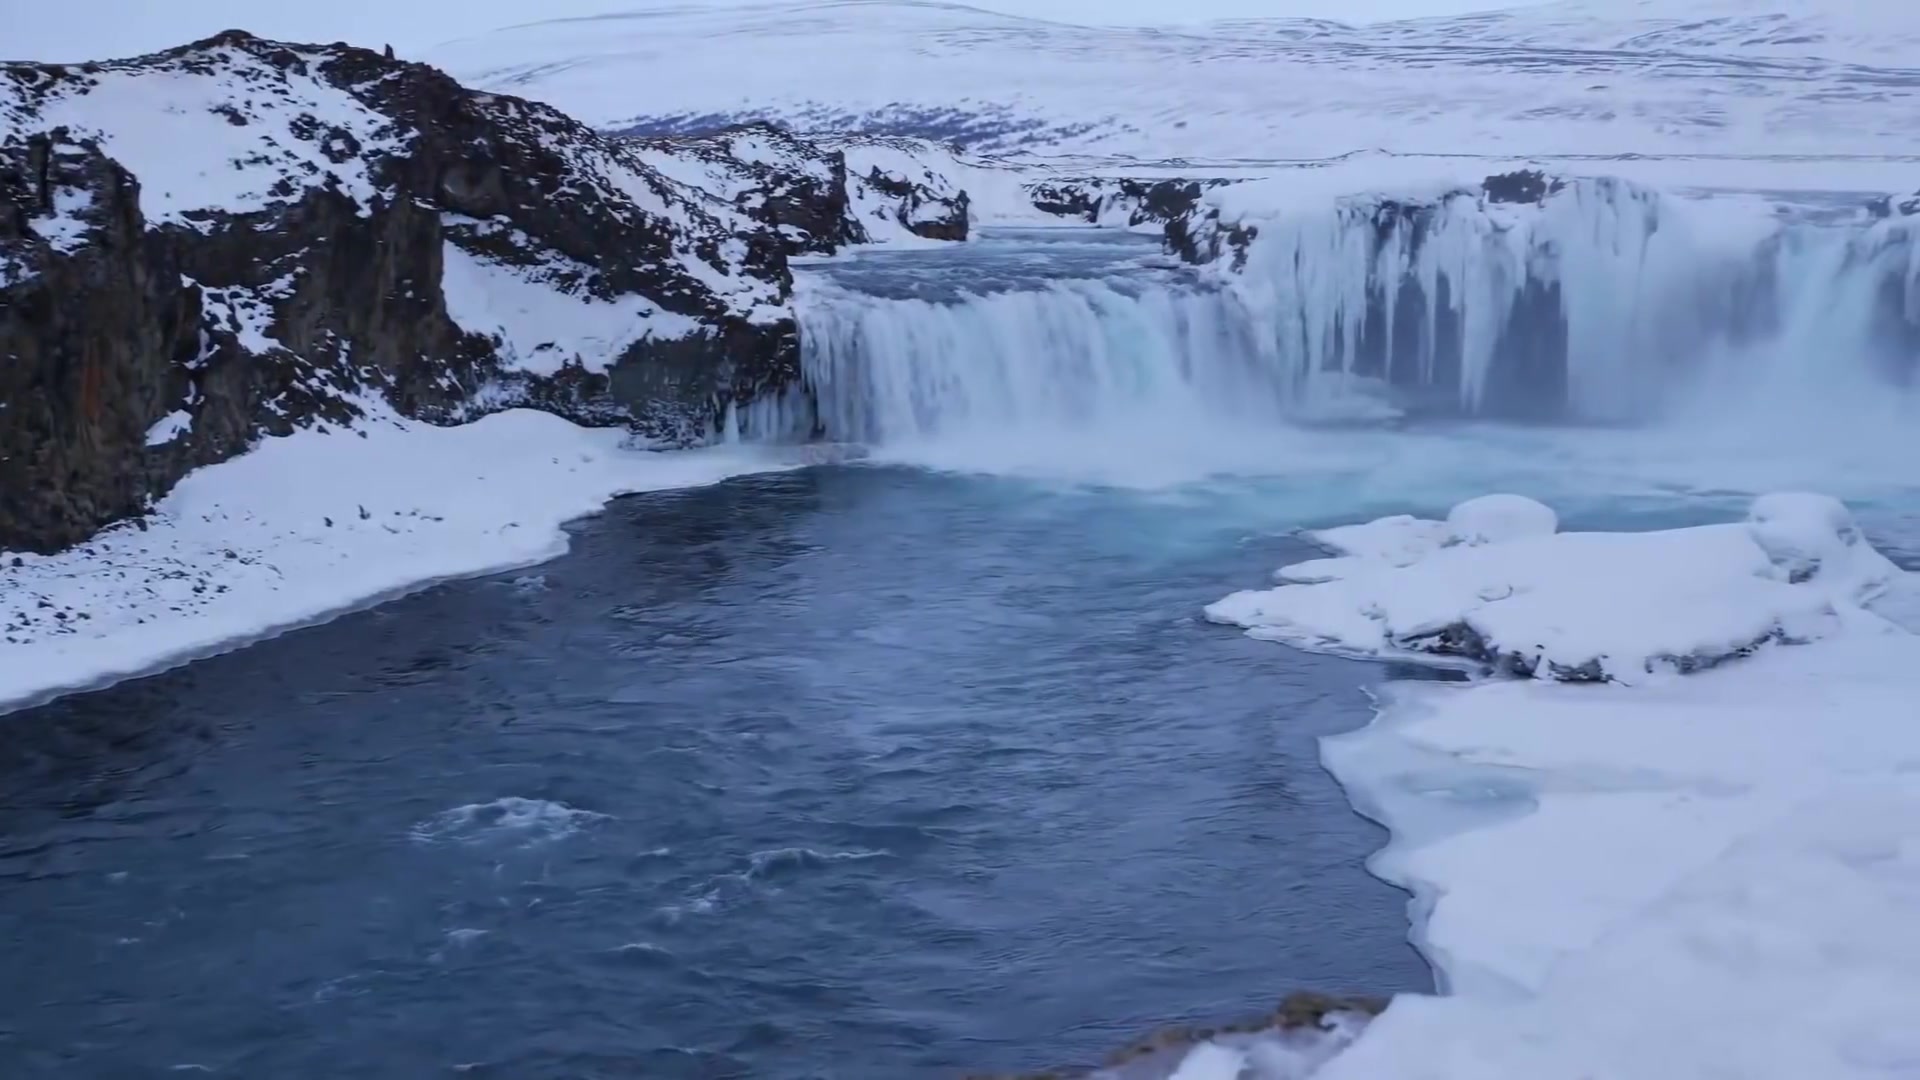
[[1208, 493, 1902, 682], [778, 183, 1918, 446]]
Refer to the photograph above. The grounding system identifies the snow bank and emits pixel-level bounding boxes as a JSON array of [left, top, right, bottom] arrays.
[[0, 409, 789, 713], [1209, 493, 1901, 682], [1215, 492, 1920, 1079], [13, 46, 404, 228], [1317, 634, 1920, 1080], [439, 239, 703, 374], [1316, 600, 1920, 1080]]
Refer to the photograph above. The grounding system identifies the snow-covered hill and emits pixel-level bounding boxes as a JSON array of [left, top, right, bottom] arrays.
[[430, 0, 1920, 162]]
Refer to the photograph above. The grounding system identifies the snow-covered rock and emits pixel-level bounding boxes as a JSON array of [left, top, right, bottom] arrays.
[[1446, 494, 1558, 547], [961, 992, 1380, 1079], [1208, 494, 1904, 682], [1745, 491, 1900, 594], [0, 33, 971, 554], [626, 123, 971, 253], [1026, 177, 1239, 231]]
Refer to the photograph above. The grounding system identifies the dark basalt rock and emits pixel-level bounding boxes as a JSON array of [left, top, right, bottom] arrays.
[[1482, 168, 1567, 205], [1027, 177, 1235, 229], [1, 34, 965, 553], [963, 991, 1386, 1079], [1866, 190, 1920, 219], [858, 163, 971, 240], [1, 134, 239, 555], [1028, 177, 1252, 269], [622, 123, 971, 251], [1399, 617, 1787, 682], [624, 122, 865, 256]]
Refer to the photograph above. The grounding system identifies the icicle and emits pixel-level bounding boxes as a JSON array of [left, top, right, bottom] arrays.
[[763, 179, 1920, 449]]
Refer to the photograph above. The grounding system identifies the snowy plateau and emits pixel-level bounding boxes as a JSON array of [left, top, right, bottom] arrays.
[[4, 0, 1920, 1078]]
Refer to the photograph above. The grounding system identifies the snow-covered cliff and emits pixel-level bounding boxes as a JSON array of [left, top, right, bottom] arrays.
[[0, 32, 967, 553]]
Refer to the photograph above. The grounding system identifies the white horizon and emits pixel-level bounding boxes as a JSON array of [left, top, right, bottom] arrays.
[[6, 0, 1548, 63]]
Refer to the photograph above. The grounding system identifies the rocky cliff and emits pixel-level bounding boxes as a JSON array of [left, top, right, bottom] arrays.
[[1026, 177, 1235, 230], [627, 125, 972, 251], [0, 33, 967, 554]]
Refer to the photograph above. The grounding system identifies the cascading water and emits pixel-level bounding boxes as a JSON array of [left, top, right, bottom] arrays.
[[742, 187, 1920, 454], [783, 277, 1325, 443]]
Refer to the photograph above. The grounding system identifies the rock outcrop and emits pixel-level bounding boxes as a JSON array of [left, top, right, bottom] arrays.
[[0, 33, 966, 554], [1153, 171, 1704, 419], [624, 123, 970, 251], [1026, 177, 1235, 229], [1025, 176, 1260, 269], [1867, 189, 1920, 219], [964, 991, 1384, 1079]]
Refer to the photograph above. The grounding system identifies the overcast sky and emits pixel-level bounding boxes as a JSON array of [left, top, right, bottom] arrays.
[[4, 0, 1533, 62]]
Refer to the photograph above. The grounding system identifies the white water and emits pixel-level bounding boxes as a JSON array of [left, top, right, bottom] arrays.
[[787, 277, 1297, 443], [765, 198, 1918, 463]]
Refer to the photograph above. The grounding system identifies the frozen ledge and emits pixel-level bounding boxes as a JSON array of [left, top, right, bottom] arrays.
[[1207, 493, 1908, 682], [0, 410, 790, 715], [1210, 492, 1920, 1080]]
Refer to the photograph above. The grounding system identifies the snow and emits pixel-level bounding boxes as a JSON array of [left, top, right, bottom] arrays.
[[1079, 1005, 1375, 1080], [1168, 1043, 1250, 1080], [1315, 625, 1920, 1080], [1279, 517, 1450, 583], [197, 275, 294, 354], [143, 410, 192, 447], [1445, 493, 1557, 547], [1208, 494, 1903, 681], [10, 47, 406, 228], [1211, 493, 1920, 1080], [431, 0, 1920, 162], [35, 183, 97, 253], [0, 409, 792, 714], [438, 240, 703, 374], [836, 138, 982, 240], [1, 36, 801, 344]]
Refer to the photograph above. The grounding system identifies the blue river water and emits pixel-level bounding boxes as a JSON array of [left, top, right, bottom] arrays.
[[0, 466, 1434, 1079], [8, 227, 1918, 1080]]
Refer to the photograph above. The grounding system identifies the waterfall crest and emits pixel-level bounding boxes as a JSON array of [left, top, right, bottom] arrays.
[[748, 193, 1920, 448]]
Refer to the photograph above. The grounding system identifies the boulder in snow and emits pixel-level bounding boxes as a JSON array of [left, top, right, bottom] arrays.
[[1446, 494, 1559, 547]]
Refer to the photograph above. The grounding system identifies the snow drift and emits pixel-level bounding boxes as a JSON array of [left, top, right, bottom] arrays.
[[1195, 493, 1920, 1080], [1207, 492, 1903, 681]]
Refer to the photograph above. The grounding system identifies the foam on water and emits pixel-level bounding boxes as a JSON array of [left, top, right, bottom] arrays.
[[409, 797, 611, 846]]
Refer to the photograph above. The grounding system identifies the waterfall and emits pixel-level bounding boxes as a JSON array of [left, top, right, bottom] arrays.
[[763, 277, 1339, 444], [747, 190, 1920, 449]]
